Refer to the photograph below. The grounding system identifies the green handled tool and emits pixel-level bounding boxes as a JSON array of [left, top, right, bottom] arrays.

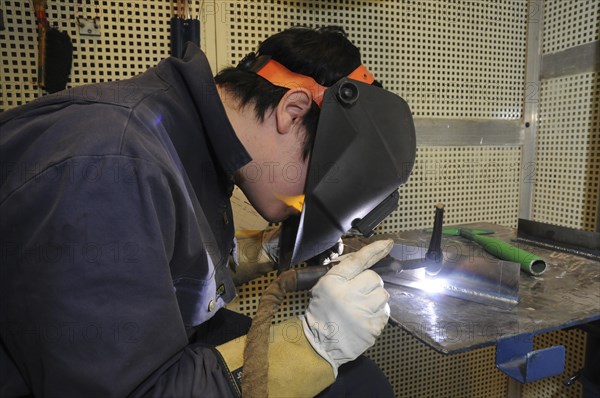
[[442, 227, 547, 276]]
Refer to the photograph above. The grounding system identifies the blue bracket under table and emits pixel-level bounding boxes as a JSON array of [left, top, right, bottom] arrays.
[[496, 333, 565, 383]]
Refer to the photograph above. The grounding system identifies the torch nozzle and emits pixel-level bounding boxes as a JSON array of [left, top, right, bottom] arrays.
[[426, 203, 445, 262]]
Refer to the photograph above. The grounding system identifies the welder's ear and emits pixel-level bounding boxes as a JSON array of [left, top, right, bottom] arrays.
[[276, 88, 312, 135]]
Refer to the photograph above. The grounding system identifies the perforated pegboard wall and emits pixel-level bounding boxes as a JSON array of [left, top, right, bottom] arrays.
[[542, 0, 600, 55], [522, 328, 588, 398], [0, 0, 207, 111], [529, 1, 598, 396], [533, 72, 600, 231], [378, 146, 523, 233], [370, 326, 507, 398], [217, 0, 527, 119]]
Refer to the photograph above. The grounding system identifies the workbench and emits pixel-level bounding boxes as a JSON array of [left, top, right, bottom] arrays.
[[350, 222, 600, 383]]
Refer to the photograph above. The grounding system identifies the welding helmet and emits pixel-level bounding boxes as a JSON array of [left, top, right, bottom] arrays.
[[239, 53, 416, 270]]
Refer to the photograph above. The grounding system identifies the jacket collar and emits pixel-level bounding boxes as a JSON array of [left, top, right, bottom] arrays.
[[157, 43, 251, 177]]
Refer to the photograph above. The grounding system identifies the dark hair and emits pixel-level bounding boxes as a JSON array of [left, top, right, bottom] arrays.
[[214, 26, 363, 160]]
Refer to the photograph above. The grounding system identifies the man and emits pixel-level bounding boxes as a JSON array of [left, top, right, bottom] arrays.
[[0, 27, 395, 396]]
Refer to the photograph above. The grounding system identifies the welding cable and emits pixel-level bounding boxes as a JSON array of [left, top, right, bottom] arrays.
[[242, 266, 328, 397], [242, 269, 297, 398]]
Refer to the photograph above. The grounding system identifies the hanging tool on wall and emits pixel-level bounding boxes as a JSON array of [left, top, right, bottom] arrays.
[[170, 0, 200, 58], [75, 3, 101, 37], [31, 0, 73, 93]]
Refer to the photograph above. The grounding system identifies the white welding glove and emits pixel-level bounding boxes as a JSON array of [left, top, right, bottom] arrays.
[[302, 239, 393, 377]]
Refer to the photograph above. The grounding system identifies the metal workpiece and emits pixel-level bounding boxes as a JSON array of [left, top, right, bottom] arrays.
[[379, 254, 520, 310], [370, 205, 519, 310], [517, 218, 600, 261], [350, 223, 600, 355]]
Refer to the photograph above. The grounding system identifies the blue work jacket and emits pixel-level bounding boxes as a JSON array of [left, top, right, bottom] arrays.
[[0, 44, 250, 397]]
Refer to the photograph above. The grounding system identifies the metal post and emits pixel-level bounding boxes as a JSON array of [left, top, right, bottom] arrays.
[[519, 0, 544, 220], [596, 183, 600, 232], [511, 2, 545, 395], [507, 378, 523, 398]]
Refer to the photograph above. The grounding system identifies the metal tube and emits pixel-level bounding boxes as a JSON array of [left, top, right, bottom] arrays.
[[461, 230, 547, 276]]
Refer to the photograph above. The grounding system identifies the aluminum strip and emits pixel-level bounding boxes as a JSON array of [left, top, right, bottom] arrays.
[[541, 41, 600, 80], [519, 0, 544, 220], [413, 118, 523, 147]]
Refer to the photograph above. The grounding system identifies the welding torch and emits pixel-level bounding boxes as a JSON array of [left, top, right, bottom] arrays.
[[286, 204, 446, 291]]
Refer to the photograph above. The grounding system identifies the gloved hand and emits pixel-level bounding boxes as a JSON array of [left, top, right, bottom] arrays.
[[302, 239, 393, 376], [216, 240, 393, 397], [306, 238, 344, 266]]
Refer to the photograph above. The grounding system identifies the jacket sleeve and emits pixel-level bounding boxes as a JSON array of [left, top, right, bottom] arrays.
[[0, 156, 236, 397]]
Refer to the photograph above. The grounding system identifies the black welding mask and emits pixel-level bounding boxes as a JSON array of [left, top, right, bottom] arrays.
[[240, 54, 416, 270]]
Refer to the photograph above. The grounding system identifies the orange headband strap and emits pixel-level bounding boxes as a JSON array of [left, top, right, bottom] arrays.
[[254, 58, 375, 107]]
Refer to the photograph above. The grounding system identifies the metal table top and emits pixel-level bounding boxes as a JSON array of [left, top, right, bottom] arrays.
[[350, 222, 600, 354]]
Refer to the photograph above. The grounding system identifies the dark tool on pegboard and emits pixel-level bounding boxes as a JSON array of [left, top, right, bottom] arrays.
[[31, 0, 73, 93], [170, 0, 200, 58]]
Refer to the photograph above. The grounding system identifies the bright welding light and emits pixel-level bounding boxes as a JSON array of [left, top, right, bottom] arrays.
[[421, 277, 447, 294]]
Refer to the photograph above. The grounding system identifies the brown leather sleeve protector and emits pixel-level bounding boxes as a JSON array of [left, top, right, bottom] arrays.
[[216, 318, 334, 398]]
